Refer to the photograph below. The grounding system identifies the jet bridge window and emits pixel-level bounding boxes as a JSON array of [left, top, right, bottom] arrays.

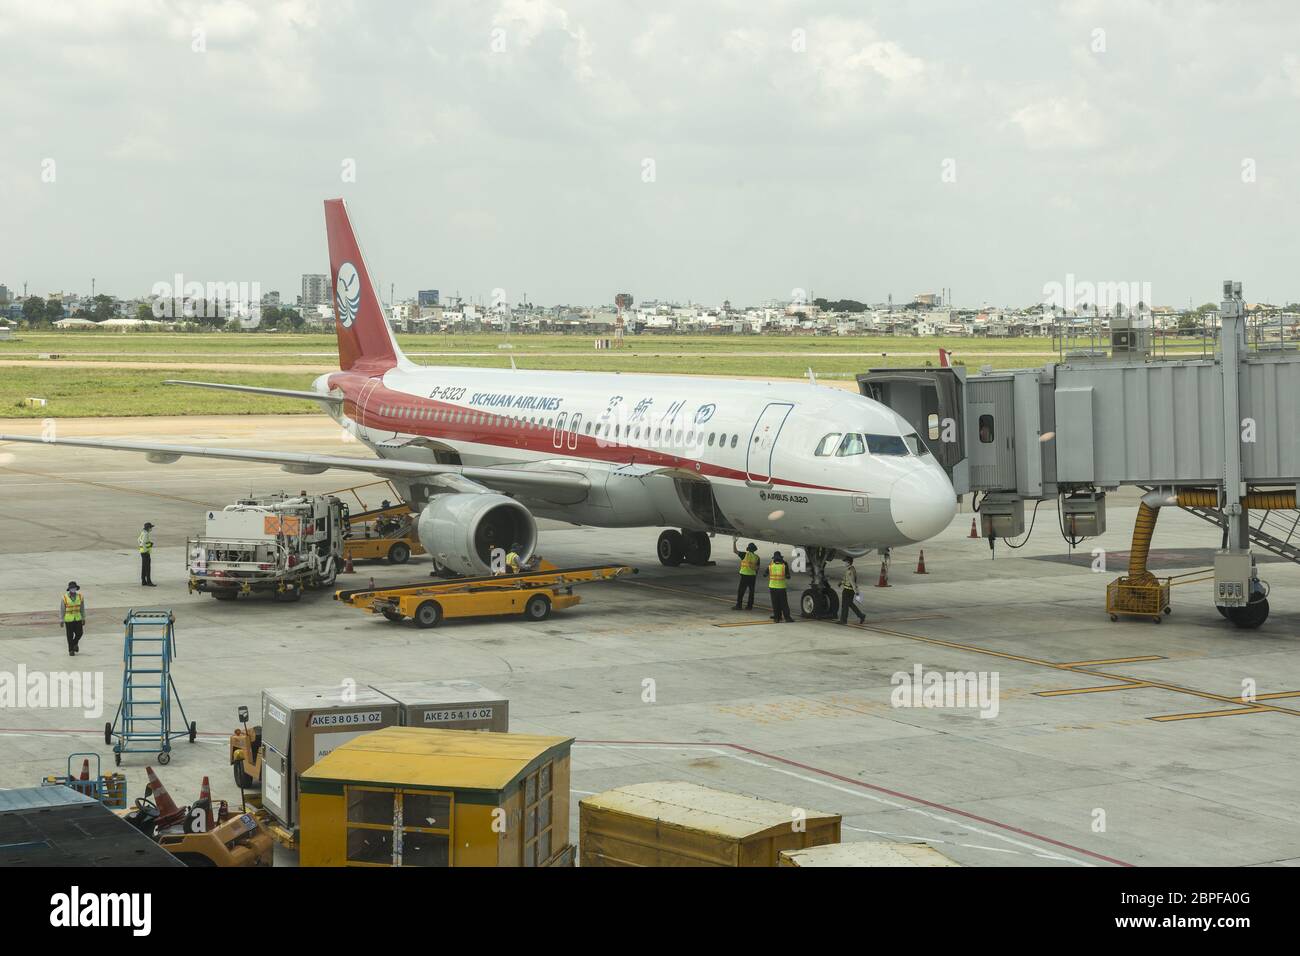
[[865, 434, 909, 456], [815, 433, 842, 456], [978, 415, 994, 444]]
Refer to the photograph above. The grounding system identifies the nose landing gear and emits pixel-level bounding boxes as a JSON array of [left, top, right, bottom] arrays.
[[798, 545, 840, 620]]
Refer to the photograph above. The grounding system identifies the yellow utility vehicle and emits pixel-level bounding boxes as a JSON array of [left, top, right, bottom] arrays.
[[328, 480, 427, 566], [335, 562, 635, 628]]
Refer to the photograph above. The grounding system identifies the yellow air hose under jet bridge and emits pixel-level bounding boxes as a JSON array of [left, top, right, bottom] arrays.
[[1109, 488, 1297, 622]]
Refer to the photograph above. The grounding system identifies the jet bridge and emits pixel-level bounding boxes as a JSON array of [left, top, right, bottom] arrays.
[[858, 281, 1300, 629]]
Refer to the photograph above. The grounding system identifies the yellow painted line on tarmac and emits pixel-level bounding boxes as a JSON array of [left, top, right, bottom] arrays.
[[630, 577, 1300, 719], [1149, 706, 1273, 722], [1055, 656, 1165, 667], [1037, 682, 1153, 697], [1251, 690, 1300, 700], [712, 620, 777, 628]]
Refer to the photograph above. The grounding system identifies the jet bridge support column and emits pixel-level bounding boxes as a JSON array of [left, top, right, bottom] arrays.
[[1218, 280, 1249, 553]]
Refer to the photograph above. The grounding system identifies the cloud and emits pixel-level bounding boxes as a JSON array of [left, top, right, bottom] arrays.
[[1008, 98, 1104, 149]]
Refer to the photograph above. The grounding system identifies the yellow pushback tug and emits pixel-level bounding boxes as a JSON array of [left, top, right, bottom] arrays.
[[334, 562, 636, 628]]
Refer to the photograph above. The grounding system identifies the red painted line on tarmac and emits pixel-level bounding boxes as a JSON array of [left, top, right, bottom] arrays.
[[11, 725, 1130, 865], [578, 737, 1133, 867]]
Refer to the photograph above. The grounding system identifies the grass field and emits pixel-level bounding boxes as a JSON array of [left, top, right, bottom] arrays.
[[0, 329, 1202, 418]]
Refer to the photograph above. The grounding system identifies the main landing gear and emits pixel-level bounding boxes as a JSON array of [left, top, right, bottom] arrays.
[[799, 545, 840, 620], [657, 529, 712, 567]]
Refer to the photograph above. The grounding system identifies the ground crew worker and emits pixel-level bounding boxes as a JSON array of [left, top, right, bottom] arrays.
[[61, 581, 85, 656], [732, 542, 760, 610], [138, 522, 156, 587], [766, 551, 794, 623], [505, 543, 522, 574], [838, 557, 866, 625]]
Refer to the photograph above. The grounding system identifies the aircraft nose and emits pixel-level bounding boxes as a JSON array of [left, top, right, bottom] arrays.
[[889, 466, 957, 543]]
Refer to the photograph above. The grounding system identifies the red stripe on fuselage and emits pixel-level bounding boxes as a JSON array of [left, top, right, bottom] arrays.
[[332, 374, 863, 494]]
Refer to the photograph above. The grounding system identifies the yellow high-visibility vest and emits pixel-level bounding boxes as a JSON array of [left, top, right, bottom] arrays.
[[138, 530, 153, 554], [62, 593, 84, 623], [506, 551, 521, 572], [768, 562, 787, 589], [739, 552, 758, 576]]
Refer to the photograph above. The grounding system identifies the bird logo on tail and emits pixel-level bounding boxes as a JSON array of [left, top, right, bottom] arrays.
[[335, 261, 361, 328]]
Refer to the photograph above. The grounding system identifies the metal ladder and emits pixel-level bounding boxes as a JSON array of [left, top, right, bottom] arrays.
[[1146, 487, 1300, 564], [105, 609, 196, 766]]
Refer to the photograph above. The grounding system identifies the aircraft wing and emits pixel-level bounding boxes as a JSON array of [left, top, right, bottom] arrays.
[[0, 434, 589, 500], [162, 380, 344, 404]]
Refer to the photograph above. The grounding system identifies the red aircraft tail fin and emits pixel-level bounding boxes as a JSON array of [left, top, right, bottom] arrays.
[[323, 199, 402, 373]]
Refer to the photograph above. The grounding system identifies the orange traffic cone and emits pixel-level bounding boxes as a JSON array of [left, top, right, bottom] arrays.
[[875, 560, 891, 588], [145, 766, 185, 828], [197, 776, 214, 831], [915, 550, 928, 574], [78, 758, 90, 780], [342, 555, 355, 574], [969, 517, 979, 538]]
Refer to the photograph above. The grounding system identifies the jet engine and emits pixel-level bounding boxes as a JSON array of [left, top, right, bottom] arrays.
[[416, 493, 537, 576]]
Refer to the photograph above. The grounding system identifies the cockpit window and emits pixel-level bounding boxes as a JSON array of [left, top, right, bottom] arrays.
[[814, 433, 842, 456], [836, 433, 867, 457], [865, 434, 909, 456], [903, 433, 931, 457]]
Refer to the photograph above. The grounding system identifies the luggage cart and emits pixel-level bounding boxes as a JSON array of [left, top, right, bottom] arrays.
[[335, 563, 636, 628], [104, 609, 196, 765], [41, 752, 128, 809]]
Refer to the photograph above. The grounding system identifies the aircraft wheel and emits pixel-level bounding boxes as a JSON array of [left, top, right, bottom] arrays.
[[388, 542, 411, 565], [800, 588, 827, 618], [683, 531, 711, 566], [823, 586, 839, 619], [415, 600, 443, 629], [657, 530, 685, 567]]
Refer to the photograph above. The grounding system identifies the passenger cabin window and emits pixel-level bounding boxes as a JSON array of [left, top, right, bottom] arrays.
[[836, 433, 867, 456], [865, 434, 909, 456], [815, 433, 842, 456], [978, 415, 994, 444]]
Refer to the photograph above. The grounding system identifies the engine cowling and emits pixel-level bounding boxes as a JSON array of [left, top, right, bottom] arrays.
[[416, 493, 537, 576]]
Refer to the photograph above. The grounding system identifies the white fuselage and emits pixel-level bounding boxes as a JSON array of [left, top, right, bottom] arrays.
[[317, 361, 957, 552]]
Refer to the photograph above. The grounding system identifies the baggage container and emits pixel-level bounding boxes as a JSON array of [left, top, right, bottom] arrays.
[[579, 781, 840, 867]]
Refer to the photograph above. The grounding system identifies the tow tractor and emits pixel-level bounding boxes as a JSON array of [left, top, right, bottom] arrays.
[[188, 493, 346, 601], [335, 562, 636, 628], [121, 766, 273, 867]]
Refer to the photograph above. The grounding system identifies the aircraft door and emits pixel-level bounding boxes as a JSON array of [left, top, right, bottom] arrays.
[[552, 411, 568, 449], [355, 377, 383, 441], [745, 402, 794, 486]]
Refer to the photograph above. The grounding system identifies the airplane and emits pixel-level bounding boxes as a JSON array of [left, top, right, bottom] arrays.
[[0, 199, 957, 618]]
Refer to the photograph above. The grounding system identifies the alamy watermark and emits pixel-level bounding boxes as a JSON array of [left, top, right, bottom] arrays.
[[891, 664, 1000, 719], [0, 666, 103, 719]]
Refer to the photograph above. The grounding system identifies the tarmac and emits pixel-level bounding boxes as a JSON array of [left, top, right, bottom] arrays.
[[1, 414, 1298, 867]]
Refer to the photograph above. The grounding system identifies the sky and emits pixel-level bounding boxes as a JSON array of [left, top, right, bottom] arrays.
[[2, 0, 1299, 310]]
